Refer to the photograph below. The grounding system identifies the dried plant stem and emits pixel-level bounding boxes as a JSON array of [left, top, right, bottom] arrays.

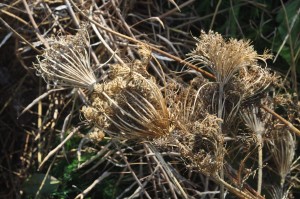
[[210, 0, 222, 30], [159, 0, 196, 19], [46, 5, 300, 138], [214, 175, 254, 199], [0, 9, 30, 27], [38, 127, 80, 170], [217, 84, 225, 199], [37, 79, 43, 165], [257, 134, 263, 195], [90, 21, 125, 65], [114, 142, 152, 199], [74, 171, 111, 199], [0, 17, 41, 53], [19, 88, 66, 118], [146, 143, 189, 199], [261, 105, 300, 136], [279, 0, 299, 100], [22, 0, 49, 48], [64, 0, 80, 28], [34, 153, 56, 199], [69, 0, 215, 79]]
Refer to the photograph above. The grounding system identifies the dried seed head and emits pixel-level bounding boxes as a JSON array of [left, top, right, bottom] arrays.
[[240, 105, 266, 136], [187, 30, 272, 85], [268, 129, 296, 187], [82, 63, 170, 140], [173, 114, 224, 176], [87, 127, 105, 142], [34, 29, 97, 89], [187, 30, 277, 124], [237, 65, 278, 103], [108, 64, 131, 80]]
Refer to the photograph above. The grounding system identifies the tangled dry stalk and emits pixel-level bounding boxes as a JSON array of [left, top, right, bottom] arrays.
[[1, 1, 300, 199]]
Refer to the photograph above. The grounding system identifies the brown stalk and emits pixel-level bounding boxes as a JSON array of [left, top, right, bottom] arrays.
[[0, 17, 41, 53], [0, 9, 31, 27], [69, 0, 215, 80], [159, 0, 196, 19], [261, 105, 300, 136], [22, 0, 49, 49], [214, 175, 255, 199], [38, 127, 80, 170]]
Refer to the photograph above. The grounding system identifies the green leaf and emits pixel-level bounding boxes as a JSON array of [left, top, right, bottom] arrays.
[[22, 173, 61, 196]]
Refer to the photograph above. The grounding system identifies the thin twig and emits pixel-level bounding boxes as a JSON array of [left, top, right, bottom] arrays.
[[257, 134, 263, 195], [159, 0, 196, 19], [214, 175, 254, 199], [0, 9, 31, 27], [64, 0, 80, 28], [0, 17, 41, 53], [114, 142, 152, 199], [22, 0, 49, 48], [34, 154, 57, 199], [75, 171, 111, 199], [38, 127, 80, 170], [69, 0, 215, 79], [261, 105, 300, 136]]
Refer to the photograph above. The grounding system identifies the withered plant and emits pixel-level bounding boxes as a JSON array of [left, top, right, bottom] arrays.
[[30, 25, 300, 199], [34, 29, 97, 90], [3, 1, 300, 199]]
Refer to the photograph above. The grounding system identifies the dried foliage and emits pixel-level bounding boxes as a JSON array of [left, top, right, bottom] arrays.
[[1, 1, 300, 199]]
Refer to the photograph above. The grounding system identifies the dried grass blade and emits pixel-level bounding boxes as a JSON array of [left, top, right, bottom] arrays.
[[18, 88, 66, 118], [38, 127, 79, 170]]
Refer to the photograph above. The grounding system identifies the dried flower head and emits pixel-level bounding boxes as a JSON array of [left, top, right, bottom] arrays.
[[82, 63, 170, 140], [187, 30, 272, 85], [269, 129, 296, 187], [186, 30, 277, 125], [87, 127, 105, 142], [34, 29, 97, 89], [172, 114, 224, 176], [237, 65, 278, 103]]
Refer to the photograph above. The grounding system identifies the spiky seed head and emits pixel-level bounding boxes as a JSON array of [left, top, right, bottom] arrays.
[[34, 29, 97, 89], [187, 30, 272, 85]]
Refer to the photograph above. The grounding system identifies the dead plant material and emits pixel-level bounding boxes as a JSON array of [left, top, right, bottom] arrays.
[[3, 1, 300, 198], [82, 62, 170, 140], [34, 29, 97, 89]]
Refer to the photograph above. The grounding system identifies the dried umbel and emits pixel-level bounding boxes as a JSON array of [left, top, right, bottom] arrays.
[[34, 29, 97, 89], [187, 30, 272, 85], [172, 114, 224, 176], [187, 30, 277, 125], [82, 62, 170, 139], [87, 127, 105, 142]]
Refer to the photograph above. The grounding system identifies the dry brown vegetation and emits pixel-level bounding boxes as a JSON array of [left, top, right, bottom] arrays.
[[1, 0, 300, 199]]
